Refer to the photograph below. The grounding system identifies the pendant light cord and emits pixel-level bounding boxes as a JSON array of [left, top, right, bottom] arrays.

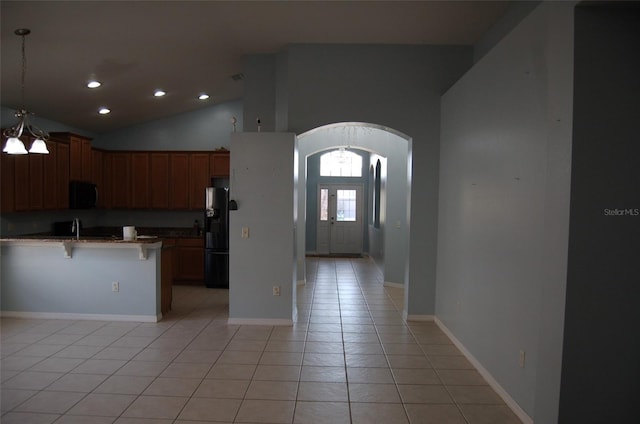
[[20, 31, 26, 110]]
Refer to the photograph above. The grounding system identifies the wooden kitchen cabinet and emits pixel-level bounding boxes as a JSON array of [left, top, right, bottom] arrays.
[[13, 154, 29, 211], [91, 149, 104, 208], [81, 139, 92, 181], [101, 153, 113, 208], [189, 153, 209, 209], [150, 153, 170, 208], [1, 152, 15, 212], [52, 132, 93, 182], [69, 137, 81, 180], [210, 151, 230, 177], [42, 140, 57, 209], [169, 153, 189, 209], [110, 152, 131, 208], [28, 154, 44, 210], [173, 237, 205, 283], [130, 152, 149, 209], [1, 137, 70, 212], [3, 145, 229, 212], [56, 141, 70, 210]]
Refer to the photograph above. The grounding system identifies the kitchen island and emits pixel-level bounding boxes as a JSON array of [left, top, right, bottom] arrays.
[[0, 237, 170, 322]]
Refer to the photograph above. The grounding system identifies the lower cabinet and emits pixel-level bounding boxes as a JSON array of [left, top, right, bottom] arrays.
[[173, 237, 204, 283]]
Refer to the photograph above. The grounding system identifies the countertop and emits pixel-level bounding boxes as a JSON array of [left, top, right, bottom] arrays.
[[0, 234, 165, 260], [0, 236, 162, 244], [6, 226, 202, 242]]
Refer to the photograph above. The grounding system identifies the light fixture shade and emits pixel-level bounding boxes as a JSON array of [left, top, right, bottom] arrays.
[[29, 138, 49, 154], [3, 137, 28, 155]]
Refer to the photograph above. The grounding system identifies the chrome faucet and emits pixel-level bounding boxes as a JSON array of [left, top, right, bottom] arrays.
[[71, 218, 80, 240]]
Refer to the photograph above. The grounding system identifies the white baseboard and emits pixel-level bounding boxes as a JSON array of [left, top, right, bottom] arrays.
[[0, 310, 161, 323], [405, 314, 435, 322], [435, 317, 533, 424], [383, 281, 404, 288], [228, 318, 294, 326]]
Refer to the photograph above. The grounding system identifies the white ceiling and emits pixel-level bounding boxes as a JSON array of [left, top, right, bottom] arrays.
[[1, 1, 509, 134]]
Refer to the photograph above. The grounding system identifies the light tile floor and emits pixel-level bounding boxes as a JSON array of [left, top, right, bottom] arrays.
[[1, 257, 523, 423]]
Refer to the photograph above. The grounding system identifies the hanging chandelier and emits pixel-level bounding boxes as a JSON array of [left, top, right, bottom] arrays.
[[2, 28, 49, 155]]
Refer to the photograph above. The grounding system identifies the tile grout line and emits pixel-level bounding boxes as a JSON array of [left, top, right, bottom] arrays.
[[351, 257, 413, 424]]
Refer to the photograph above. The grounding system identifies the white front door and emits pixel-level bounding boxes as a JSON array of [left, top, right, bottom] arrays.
[[316, 184, 363, 255]]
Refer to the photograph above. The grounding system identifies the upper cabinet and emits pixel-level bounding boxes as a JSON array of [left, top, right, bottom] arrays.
[[0, 152, 15, 212], [28, 153, 44, 210], [189, 153, 210, 210], [42, 140, 57, 210], [56, 142, 70, 210], [130, 153, 150, 209], [101, 152, 113, 208], [51, 133, 93, 182], [13, 154, 30, 211], [210, 151, 230, 177], [1, 137, 230, 213], [91, 149, 104, 208], [110, 152, 131, 209], [169, 153, 189, 209], [150, 153, 170, 209]]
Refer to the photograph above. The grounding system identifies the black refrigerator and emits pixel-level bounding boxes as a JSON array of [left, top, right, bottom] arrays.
[[204, 187, 229, 288]]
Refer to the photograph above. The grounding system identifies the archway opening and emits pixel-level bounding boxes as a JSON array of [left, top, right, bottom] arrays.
[[296, 122, 412, 299]]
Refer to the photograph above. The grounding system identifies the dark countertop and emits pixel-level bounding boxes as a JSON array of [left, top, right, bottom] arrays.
[[19, 226, 202, 240], [2, 227, 201, 245], [0, 236, 163, 244]]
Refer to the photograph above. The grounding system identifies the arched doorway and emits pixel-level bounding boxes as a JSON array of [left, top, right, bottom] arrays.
[[296, 122, 412, 297]]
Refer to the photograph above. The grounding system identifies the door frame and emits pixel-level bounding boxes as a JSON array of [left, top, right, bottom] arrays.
[[316, 183, 364, 255]]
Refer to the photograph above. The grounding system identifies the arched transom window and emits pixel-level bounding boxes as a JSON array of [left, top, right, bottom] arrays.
[[320, 149, 362, 177]]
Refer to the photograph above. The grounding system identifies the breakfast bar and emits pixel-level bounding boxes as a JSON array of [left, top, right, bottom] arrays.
[[0, 237, 169, 322]]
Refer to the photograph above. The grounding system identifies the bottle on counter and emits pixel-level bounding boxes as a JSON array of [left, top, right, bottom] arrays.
[[193, 219, 200, 236]]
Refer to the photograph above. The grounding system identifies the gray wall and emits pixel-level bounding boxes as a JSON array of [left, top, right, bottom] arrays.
[[559, 4, 640, 423], [245, 44, 472, 315], [93, 99, 242, 150], [473, 1, 541, 63], [437, 3, 574, 422], [1, 105, 95, 139], [228, 132, 297, 322], [243, 55, 276, 133]]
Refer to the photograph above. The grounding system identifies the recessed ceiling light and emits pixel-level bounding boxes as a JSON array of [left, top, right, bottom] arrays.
[[87, 80, 101, 88], [198, 93, 210, 100], [98, 107, 111, 115], [154, 90, 166, 97]]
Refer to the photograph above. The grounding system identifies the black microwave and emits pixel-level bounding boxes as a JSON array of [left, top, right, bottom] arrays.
[[69, 181, 97, 209]]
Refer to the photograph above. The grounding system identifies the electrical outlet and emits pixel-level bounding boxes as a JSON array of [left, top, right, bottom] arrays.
[[273, 286, 281, 296], [112, 281, 119, 292], [519, 350, 526, 368], [242, 227, 249, 238]]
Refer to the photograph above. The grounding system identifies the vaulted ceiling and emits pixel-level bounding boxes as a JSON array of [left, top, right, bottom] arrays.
[[1, 1, 509, 134]]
